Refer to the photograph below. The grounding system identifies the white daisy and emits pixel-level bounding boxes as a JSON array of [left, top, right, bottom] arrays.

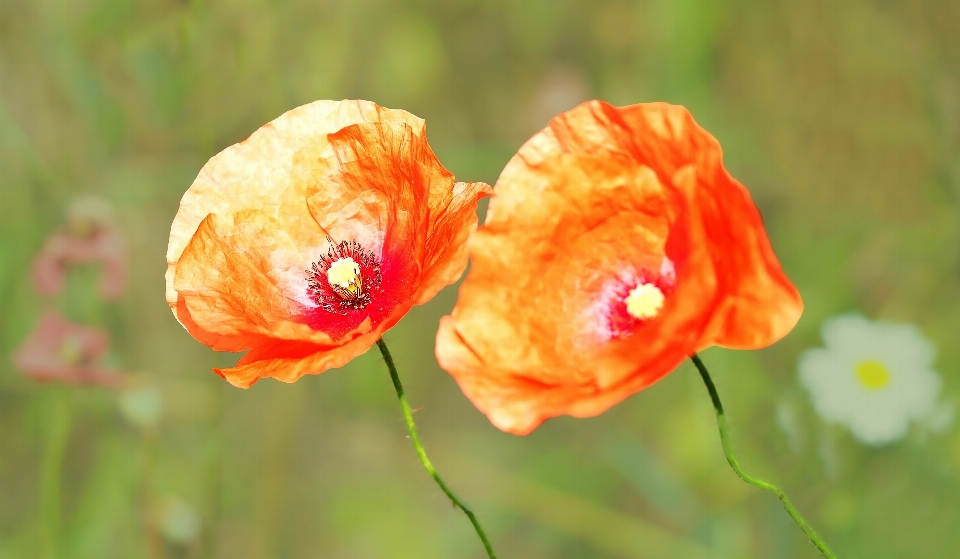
[[798, 313, 945, 446]]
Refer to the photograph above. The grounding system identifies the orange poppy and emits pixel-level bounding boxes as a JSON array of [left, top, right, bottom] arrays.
[[436, 101, 803, 435], [166, 100, 491, 388]]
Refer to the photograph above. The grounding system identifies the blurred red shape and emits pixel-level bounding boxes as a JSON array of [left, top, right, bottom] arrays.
[[32, 225, 127, 301], [12, 310, 124, 386]]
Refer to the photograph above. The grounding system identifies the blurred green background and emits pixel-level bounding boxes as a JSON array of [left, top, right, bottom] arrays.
[[1, 0, 958, 558]]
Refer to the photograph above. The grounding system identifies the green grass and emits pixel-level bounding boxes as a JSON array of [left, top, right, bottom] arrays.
[[1, 1, 958, 557]]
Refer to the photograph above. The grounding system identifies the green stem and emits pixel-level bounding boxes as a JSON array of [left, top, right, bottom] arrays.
[[690, 353, 837, 559], [142, 427, 164, 559], [376, 339, 497, 559], [40, 390, 72, 559]]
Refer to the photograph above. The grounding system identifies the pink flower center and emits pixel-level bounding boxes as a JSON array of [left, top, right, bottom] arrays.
[[603, 258, 677, 338]]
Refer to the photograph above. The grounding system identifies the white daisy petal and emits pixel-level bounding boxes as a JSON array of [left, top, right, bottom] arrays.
[[849, 410, 908, 446], [820, 314, 874, 356]]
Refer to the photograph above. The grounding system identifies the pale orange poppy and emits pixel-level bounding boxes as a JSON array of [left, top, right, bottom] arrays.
[[436, 101, 803, 435], [166, 100, 491, 388]]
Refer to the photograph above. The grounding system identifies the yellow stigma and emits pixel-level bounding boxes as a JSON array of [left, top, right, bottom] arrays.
[[624, 283, 665, 320], [854, 360, 891, 390], [326, 257, 362, 293]]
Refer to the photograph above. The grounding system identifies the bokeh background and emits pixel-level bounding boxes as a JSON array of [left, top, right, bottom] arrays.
[[2, 0, 959, 558]]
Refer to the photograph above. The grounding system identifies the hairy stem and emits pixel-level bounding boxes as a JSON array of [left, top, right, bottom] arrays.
[[376, 339, 497, 559], [691, 353, 837, 559]]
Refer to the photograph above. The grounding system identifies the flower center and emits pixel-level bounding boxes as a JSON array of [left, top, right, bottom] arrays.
[[306, 238, 382, 314], [854, 360, 891, 390], [326, 257, 362, 294], [624, 283, 665, 320]]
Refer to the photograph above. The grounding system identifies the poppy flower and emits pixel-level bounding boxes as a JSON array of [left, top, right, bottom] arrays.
[[436, 101, 803, 435], [165, 100, 491, 388], [12, 309, 123, 386], [33, 196, 127, 300]]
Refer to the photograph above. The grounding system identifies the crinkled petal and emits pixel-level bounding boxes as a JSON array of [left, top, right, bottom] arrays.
[[216, 330, 380, 388], [174, 210, 302, 344], [315, 117, 492, 309], [675, 164, 802, 349], [415, 181, 493, 305]]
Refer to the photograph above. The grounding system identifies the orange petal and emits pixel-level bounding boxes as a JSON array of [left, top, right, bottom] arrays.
[[415, 181, 492, 305], [174, 210, 301, 343], [216, 330, 380, 388], [681, 167, 803, 350]]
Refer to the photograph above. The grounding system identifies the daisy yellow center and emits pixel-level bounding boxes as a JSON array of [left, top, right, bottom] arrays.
[[625, 283, 665, 320], [854, 360, 891, 390], [326, 257, 362, 293]]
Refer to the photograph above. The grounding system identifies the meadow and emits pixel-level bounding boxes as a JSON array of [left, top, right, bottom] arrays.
[[1, 1, 958, 558]]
